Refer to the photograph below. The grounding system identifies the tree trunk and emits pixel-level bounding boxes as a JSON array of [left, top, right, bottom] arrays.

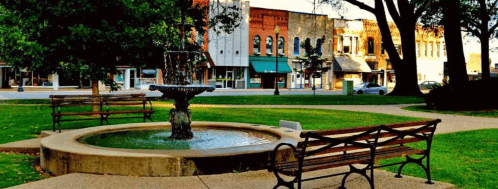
[[92, 79, 100, 113], [443, 0, 469, 85], [480, 0, 491, 80], [374, 0, 422, 96]]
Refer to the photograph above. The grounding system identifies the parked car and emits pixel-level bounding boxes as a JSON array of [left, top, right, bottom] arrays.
[[419, 81, 441, 90], [353, 83, 387, 95]]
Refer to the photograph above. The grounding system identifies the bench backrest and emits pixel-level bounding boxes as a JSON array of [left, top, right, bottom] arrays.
[[297, 119, 441, 157], [49, 94, 148, 107]]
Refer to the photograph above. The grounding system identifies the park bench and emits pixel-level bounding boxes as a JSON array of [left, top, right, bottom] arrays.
[[50, 93, 156, 132], [268, 119, 441, 189]]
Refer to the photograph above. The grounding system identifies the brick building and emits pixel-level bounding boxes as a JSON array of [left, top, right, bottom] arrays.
[[248, 7, 291, 89]]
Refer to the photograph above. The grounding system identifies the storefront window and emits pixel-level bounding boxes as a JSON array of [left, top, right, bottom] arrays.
[[236, 68, 244, 80], [140, 68, 157, 86]]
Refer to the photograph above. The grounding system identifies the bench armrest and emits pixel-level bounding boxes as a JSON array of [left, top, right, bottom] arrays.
[[268, 143, 300, 172]]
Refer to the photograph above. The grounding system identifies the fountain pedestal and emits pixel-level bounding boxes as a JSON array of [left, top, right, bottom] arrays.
[[150, 85, 215, 139]]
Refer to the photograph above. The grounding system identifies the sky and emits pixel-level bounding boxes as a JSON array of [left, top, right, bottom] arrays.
[[248, 0, 376, 19]]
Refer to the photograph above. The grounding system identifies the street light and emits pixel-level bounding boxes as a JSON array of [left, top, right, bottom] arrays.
[[17, 68, 24, 92], [274, 25, 280, 95]]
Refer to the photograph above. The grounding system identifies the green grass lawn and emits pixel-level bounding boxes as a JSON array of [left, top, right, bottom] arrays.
[[0, 153, 48, 188], [188, 95, 425, 105], [0, 95, 425, 106], [0, 104, 423, 144], [403, 105, 498, 118], [379, 129, 498, 189]]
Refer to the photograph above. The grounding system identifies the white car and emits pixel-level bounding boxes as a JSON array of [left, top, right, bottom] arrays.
[[353, 83, 387, 95]]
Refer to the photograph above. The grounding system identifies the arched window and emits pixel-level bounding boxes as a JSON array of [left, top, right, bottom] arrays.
[[253, 36, 261, 54], [278, 37, 285, 55], [293, 37, 300, 55], [316, 38, 323, 53], [266, 36, 273, 54], [304, 38, 311, 56]]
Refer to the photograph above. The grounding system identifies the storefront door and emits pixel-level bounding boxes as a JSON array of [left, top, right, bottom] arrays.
[[226, 71, 233, 88], [262, 74, 275, 88], [130, 70, 135, 88], [1, 67, 9, 88]]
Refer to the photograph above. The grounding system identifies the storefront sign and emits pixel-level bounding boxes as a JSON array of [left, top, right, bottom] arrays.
[[142, 69, 157, 75]]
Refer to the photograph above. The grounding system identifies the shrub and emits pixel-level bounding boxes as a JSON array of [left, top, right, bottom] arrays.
[[425, 78, 498, 110]]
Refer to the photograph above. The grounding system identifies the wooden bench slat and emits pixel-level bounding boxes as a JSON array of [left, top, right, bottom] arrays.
[[50, 94, 145, 98], [303, 120, 438, 136], [299, 127, 433, 148], [104, 103, 146, 106], [52, 112, 97, 116], [100, 110, 154, 115]]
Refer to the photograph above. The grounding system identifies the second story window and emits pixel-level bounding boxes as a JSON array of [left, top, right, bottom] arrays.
[[430, 42, 434, 57], [316, 38, 322, 52], [266, 36, 273, 54], [343, 36, 351, 54], [368, 38, 374, 55], [417, 42, 420, 57], [355, 37, 359, 54], [253, 36, 261, 54], [424, 43, 428, 57], [305, 38, 311, 56], [437, 43, 440, 58], [278, 37, 285, 55], [293, 37, 300, 55]]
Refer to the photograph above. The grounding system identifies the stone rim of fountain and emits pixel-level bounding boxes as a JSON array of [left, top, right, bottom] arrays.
[[41, 121, 300, 177]]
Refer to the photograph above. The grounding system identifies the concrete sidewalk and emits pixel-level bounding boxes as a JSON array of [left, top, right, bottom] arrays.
[[219, 104, 498, 134], [10, 168, 455, 189]]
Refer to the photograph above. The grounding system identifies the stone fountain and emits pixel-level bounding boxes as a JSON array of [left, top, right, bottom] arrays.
[[40, 0, 300, 177], [149, 0, 215, 139]]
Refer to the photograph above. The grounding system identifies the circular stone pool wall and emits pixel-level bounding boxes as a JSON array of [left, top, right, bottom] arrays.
[[40, 122, 300, 177]]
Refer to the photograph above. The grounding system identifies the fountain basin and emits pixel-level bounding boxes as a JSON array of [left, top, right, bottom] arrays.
[[41, 122, 300, 177]]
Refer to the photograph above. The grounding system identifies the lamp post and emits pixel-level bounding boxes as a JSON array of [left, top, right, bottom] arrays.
[[17, 68, 24, 92], [274, 25, 280, 95]]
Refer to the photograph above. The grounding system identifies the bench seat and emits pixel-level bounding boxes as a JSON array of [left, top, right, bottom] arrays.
[[275, 146, 424, 176]]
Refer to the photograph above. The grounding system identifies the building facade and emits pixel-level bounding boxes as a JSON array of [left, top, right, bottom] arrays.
[[248, 7, 292, 89], [207, 0, 250, 89], [332, 19, 372, 89], [287, 12, 334, 89]]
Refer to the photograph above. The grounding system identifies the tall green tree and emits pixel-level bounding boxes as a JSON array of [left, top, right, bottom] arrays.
[[296, 37, 331, 96], [0, 0, 184, 97], [461, 0, 498, 80], [322, 0, 431, 96]]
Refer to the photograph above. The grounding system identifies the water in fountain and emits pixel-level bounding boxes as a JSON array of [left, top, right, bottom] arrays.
[[149, 0, 215, 139]]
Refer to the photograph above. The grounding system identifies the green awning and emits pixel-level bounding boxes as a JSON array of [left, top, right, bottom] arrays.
[[251, 61, 292, 73]]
